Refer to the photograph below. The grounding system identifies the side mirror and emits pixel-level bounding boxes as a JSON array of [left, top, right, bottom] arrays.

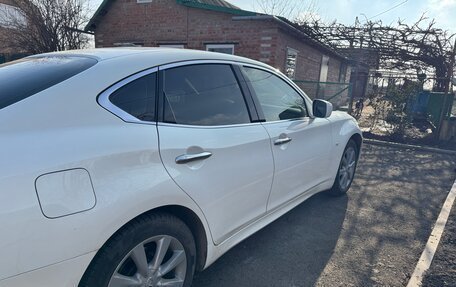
[[313, 99, 333, 118]]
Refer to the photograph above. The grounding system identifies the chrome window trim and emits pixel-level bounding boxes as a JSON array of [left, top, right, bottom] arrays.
[[157, 121, 265, 129], [159, 59, 313, 125], [98, 67, 158, 125], [159, 60, 257, 127], [98, 59, 313, 126], [159, 59, 247, 71]]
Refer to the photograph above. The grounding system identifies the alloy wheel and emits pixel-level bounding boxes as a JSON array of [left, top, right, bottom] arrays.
[[338, 146, 357, 190], [108, 235, 187, 287]]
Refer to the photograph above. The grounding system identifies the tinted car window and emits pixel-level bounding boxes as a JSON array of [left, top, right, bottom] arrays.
[[110, 73, 156, 122], [243, 67, 308, 122], [163, 64, 250, 126], [0, 56, 97, 110]]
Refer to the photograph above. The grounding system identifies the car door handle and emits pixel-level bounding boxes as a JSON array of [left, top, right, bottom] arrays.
[[274, 137, 292, 145], [175, 152, 212, 164]]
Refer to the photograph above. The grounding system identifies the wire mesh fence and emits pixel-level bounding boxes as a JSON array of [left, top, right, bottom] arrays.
[[293, 80, 352, 111]]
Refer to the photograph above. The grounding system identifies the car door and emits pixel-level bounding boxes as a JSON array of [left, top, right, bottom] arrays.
[[241, 66, 333, 211], [157, 63, 274, 244]]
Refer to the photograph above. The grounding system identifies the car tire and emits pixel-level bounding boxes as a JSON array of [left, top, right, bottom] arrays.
[[79, 212, 196, 287], [328, 139, 359, 196]]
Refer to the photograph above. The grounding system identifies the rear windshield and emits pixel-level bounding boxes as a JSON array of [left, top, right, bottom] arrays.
[[0, 56, 97, 110]]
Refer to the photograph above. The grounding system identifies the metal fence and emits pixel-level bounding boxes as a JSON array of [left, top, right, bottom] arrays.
[[356, 72, 456, 139], [293, 80, 352, 111]]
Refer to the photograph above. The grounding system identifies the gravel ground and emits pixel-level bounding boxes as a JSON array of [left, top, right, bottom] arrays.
[[422, 201, 456, 287], [192, 144, 456, 287]]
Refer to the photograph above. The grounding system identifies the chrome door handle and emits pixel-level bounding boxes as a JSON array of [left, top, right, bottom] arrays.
[[274, 137, 292, 145], [175, 152, 212, 164]]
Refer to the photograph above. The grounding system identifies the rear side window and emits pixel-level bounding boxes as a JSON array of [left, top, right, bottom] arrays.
[[163, 64, 251, 126], [109, 73, 157, 122], [0, 56, 97, 110]]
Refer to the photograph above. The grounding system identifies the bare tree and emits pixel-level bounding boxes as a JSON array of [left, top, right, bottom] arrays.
[[0, 0, 91, 54], [255, 0, 318, 22]]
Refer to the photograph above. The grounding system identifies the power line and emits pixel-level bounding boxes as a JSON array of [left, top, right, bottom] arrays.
[[367, 0, 408, 20]]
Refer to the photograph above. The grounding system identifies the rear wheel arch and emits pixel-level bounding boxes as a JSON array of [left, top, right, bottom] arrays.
[[154, 205, 208, 272], [80, 205, 209, 286]]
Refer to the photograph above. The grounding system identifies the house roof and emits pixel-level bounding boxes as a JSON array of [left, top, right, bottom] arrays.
[[176, 0, 255, 15], [85, 0, 255, 32]]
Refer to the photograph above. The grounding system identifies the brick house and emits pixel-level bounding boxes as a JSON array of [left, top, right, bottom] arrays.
[[86, 0, 352, 99]]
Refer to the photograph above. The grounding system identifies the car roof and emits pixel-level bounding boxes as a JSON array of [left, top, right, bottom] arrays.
[[30, 47, 271, 69]]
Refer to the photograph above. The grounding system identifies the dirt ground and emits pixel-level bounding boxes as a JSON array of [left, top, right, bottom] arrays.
[[192, 144, 456, 287]]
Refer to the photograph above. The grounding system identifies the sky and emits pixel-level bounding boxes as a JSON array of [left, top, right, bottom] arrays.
[[226, 0, 456, 31]]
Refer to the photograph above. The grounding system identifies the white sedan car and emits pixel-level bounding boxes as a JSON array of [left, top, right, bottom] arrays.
[[0, 48, 362, 287]]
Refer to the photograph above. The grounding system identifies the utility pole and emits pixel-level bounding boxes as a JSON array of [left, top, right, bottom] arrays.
[[436, 38, 456, 139]]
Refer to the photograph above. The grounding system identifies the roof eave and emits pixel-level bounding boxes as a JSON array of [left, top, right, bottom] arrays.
[[85, 0, 112, 32], [176, 0, 256, 16]]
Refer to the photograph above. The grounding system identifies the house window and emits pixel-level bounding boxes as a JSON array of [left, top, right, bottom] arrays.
[[206, 44, 234, 55], [159, 44, 185, 49], [286, 48, 298, 79], [113, 42, 144, 47]]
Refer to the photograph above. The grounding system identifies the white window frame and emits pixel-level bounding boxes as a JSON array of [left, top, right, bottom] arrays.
[[286, 47, 298, 80], [159, 44, 185, 49], [206, 44, 235, 55]]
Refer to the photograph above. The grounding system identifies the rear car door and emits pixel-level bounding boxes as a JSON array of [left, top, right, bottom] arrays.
[[157, 62, 274, 244], [241, 66, 333, 211]]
